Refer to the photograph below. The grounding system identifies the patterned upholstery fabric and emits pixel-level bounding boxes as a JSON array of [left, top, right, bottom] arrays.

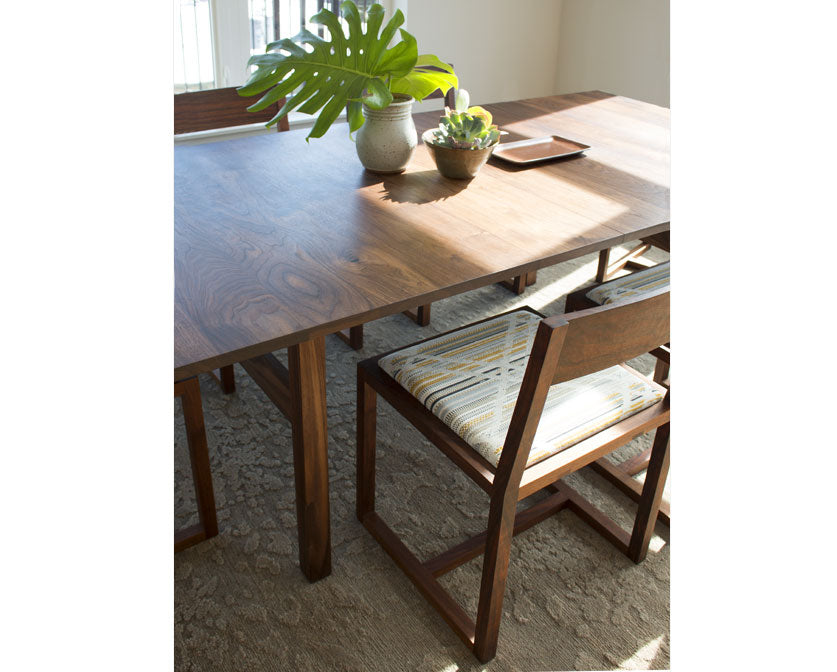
[[586, 261, 670, 305], [378, 311, 665, 468]]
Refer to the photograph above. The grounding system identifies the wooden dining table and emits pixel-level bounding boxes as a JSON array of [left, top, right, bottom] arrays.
[[174, 90, 670, 582]]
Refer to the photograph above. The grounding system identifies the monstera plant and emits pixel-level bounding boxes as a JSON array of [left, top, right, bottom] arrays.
[[237, 0, 457, 141]]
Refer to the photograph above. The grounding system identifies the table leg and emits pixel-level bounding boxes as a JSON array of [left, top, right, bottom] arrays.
[[287, 336, 332, 582]]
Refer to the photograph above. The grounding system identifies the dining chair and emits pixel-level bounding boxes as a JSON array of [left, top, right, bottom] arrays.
[[174, 87, 288, 552], [174, 86, 290, 134], [356, 289, 670, 662], [564, 260, 670, 524]]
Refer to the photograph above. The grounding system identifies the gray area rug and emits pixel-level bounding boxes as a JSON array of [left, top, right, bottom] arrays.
[[175, 246, 671, 671]]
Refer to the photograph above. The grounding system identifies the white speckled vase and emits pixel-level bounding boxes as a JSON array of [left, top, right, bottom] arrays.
[[355, 94, 417, 173]]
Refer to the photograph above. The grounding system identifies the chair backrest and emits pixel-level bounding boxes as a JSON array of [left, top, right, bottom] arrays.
[[547, 287, 670, 384], [494, 288, 670, 484], [423, 62, 457, 109], [425, 84, 456, 109], [174, 87, 290, 134]]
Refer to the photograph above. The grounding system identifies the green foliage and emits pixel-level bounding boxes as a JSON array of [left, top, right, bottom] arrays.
[[427, 103, 502, 150], [237, 1, 456, 141]]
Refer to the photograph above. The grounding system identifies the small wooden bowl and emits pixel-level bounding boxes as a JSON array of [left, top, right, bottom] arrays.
[[422, 130, 498, 179]]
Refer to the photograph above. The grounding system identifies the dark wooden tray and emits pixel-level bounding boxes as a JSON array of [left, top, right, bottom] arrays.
[[492, 135, 590, 164]]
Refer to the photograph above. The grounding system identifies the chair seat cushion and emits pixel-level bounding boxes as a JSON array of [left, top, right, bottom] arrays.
[[586, 261, 670, 305], [378, 310, 665, 468]]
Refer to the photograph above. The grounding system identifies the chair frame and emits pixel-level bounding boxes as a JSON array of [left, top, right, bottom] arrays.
[[564, 263, 671, 523], [357, 290, 671, 662]]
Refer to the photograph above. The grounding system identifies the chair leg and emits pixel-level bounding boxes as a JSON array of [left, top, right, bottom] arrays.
[[597, 243, 654, 282], [510, 274, 526, 295], [336, 325, 364, 350], [219, 364, 236, 394], [403, 304, 432, 327], [563, 291, 584, 313], [628, 422, 670, 563], [415, 304, 431, 327], [653, 357, 670, 385], [174, 377, 218, 552], [595, 248, 611, 283], [473, 491, 518, 662], [356, 368, 377, 520], [498, 274, 527, 295]]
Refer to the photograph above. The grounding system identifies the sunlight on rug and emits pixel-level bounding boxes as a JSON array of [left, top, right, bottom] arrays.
[[619, 634, 666, 669]]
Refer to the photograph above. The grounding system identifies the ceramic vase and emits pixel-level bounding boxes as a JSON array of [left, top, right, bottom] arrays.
[[355, 95, 417, 173]]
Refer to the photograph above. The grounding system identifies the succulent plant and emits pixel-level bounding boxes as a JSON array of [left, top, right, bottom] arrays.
[[427, 89, 502, 150]]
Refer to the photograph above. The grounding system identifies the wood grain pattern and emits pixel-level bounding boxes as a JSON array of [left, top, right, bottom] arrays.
[[175, 91, 670, 380], [547, 287, 669, 385]]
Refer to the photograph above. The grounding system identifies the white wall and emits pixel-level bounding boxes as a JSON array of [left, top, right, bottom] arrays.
[[554, 0, 670, 107], [401, 0, 669, 111], [397, 0, 564, 112]]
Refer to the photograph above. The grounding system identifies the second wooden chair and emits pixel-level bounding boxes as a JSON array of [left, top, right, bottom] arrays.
[[564, 259, 671, 524], [357, 288, 670, 661]]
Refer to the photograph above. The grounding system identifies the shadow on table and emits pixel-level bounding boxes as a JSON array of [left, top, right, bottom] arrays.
[[373, 169, 473, 205]]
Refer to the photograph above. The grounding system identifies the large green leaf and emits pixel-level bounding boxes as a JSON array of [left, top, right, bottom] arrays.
[[390, 54, 458, 102], [237, 1, 457, 140]]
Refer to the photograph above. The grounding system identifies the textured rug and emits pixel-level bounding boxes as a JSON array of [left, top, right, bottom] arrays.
[[175, 245, 671, 672]]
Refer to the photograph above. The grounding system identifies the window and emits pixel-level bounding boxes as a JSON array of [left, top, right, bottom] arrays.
[[174, 0, 387, 93], [174, 0, 215, 93]]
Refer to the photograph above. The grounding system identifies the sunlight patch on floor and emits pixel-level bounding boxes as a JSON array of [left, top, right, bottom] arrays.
[[648, 534, 666, 553], [619, 634, 665, 669]]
